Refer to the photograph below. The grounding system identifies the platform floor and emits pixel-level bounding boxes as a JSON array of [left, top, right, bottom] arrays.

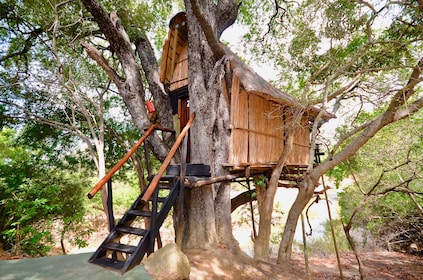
[[0, 252, 152, 280]]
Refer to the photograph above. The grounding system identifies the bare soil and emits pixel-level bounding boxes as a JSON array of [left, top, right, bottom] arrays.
[[1, 247, 422, 279], [2, 220, 422, 279], [185, 248, 423, 280]]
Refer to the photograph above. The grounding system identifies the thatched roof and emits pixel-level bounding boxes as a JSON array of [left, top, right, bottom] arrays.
[[224, 46, 335, 120], [160, 12, 335, 121], [225, 46, 299, 104]]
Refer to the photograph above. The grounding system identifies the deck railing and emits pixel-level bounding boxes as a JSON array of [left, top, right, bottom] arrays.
[[87, 113, 195, 232], [139, 113, 195, 206], [87, 124, 158, 199]]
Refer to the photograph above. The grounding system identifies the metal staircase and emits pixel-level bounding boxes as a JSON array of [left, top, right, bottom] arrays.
[[88, 173, 180, 273], [86, 114, 212, 274]]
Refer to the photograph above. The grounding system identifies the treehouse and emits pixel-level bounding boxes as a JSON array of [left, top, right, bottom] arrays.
[[87, 12, 334, 274], [159, 12, 333, 175]]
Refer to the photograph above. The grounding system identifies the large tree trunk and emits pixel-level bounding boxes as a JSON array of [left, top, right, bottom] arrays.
[[181, 0, 238, 250], [254, 109, 302, 261]]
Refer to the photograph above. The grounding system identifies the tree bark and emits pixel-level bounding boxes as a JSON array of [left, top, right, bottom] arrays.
[[254, 110, 302, 261], [181, 0, 238, 250]]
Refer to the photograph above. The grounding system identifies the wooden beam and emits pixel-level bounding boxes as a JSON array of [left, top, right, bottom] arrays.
[[88, 124, 157, 199], [187, 174, 238, 188]]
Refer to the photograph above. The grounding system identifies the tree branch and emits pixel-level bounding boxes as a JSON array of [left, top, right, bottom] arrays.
[[314, 57, 423, 179], [189, 0, 227, 60], [81, 42, 122, 85]]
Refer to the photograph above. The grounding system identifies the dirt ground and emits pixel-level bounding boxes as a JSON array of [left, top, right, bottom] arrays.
[[185, 248, 423, 280], [1, 247, 422, 279], [2, 221, 422, 280]]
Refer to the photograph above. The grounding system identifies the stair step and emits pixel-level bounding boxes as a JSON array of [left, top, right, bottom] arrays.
[[155, 197, 167, 203], [102, 242, 137, 254], [160, 175, 176, 181], [115, 226, 147, 236], [158, 183, 174, 190], [91, 257, 125, 271], [126, 209, 152, 217]]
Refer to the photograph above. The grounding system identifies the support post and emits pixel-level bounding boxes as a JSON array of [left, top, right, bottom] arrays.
[[323, 176, 344, 280], [176, 133, 188, 248], [107, 179, 115, 232], [301, 212, 310, 278]]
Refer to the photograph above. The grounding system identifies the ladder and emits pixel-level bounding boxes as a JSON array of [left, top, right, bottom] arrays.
[[88, 172, 180, 273]]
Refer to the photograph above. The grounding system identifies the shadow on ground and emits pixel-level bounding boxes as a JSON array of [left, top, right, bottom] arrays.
[[0, 253, 152, 280]]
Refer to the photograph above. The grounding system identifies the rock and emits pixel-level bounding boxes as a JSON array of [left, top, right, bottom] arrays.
[[143, 243, 190, 280]]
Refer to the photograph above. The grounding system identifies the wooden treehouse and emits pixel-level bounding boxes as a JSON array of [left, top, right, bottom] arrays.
[[159, 12, 332, 179], [87, 12, 333, 274]]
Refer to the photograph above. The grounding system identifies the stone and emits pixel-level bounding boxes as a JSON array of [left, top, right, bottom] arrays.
[[143, 243, 190, 280]]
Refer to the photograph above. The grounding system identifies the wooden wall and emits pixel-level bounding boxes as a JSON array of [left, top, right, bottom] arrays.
[[159, 17, 188, 91], [168, 46, 188, 91], [228, 75, 311, 167]]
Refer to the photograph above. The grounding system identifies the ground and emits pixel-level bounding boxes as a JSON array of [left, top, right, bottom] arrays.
[[184, 248, 423, 280], [1, 216, 422, 279], [1, 246, 422, 279]]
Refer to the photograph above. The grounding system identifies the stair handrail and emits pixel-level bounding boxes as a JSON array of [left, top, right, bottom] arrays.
[[88, 124, 157, 199], [140, 112, 195, 206]]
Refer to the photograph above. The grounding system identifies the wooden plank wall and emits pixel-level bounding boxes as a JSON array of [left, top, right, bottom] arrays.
[[169, 46, 188, 91], [228, 77, 311, 166], [287, 116, 310, 165], [248, 94, 284, 163], [229, 76, 248, 163]]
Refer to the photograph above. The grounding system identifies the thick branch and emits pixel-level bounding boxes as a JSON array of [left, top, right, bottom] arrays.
[[216, 0, 239, 36], [231, 189, 256, 212], [188, 0, 227, 60], [316, 57, 423, 179], [386, 57, 423, 113], [135, 37, 173, 130], [81, 0, 131, 55], [81, 42, 122, 86]]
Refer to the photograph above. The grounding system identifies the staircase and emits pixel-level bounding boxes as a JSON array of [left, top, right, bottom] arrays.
[[88, 172, 181, 273], [86, 114, 199, 274]]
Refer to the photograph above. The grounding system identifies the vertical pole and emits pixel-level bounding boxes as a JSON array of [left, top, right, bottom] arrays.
[[246, 166, 257, 239], [144, 142, 152, 180], [301, 212, 310, 278], [107, 178, 115, 232], [148, 186, 159, 255], [323, 176, 344, 280], [176, 133, 188, 248]]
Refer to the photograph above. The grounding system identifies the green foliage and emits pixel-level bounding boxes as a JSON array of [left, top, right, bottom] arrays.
[[0, 128, 89, 256], [336, 112, 423, 252], [254, 175, 267, 188], [327, 158, 358, 188], [236, 0, 423, 108]]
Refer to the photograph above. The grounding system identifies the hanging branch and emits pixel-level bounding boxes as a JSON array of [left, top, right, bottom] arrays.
[[264, 0, 287, 38]]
